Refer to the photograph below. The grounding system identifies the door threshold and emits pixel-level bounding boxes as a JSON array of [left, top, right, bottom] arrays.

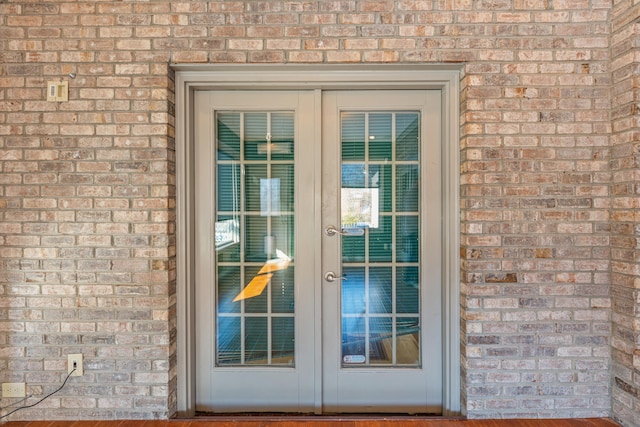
[[191, 412, 455, 420]]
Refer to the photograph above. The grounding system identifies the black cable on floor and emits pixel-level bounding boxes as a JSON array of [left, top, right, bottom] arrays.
[[0, 368, 76, 420]]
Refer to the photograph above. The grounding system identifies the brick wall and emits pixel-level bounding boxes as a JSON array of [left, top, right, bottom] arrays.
[[0, 1, 175, 420], [0, 0, 628, 422], [610, 0, 640, 426], [459, 0, 613, 416]]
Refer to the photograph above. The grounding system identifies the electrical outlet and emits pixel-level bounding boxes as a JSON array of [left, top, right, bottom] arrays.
[[68, 353, 83, 376], [2, 382, 26, 398]]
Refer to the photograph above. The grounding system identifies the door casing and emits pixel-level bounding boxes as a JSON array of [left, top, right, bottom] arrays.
[[173, 64, 462, 417]]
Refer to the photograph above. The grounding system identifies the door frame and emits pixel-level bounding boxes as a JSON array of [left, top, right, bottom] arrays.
[[173, 64, 462, 417]]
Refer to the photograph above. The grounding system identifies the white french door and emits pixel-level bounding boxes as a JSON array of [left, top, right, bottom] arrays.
[[194, 89, 442, 414], [321, 91, 442, 412], [194, 91, 317, 412]]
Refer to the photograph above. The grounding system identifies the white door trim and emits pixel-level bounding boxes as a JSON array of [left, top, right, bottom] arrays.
[[173, 64, 462, 417]]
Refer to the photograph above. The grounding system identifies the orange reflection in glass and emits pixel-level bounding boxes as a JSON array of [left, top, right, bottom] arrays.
[[233, 250, 291, 302]]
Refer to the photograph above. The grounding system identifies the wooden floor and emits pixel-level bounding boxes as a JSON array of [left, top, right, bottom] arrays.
[[0, 418, 621, 427]]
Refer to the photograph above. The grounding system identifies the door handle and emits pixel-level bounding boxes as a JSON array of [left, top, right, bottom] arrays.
[[324, 225, 347, 236], [324, 272, 347, 282], [324, 225, 365, 237]]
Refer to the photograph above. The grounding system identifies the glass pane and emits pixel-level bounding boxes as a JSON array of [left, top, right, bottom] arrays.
[[397, 267, 419, 313], [244, 113, 268, 160], [341, 267, 365, 314], [342, 317, 365, 365], [369, 216, 392, 262], [217, 266, 241, 313], [245, 164, 267, 212], [217, 112, 240, 161], [396, 113, 419, 161], [215, 215, 240, 262], [245, 317, 268, 364], [245, 216, 267, 262], [369, 113, 392, 160], [272, 215, 294, 259], [271, 165, 295, 213], [342, 233, 365, 262], [397, 317, 420, 364], [217, 317, 240, 365], [369, 267, 392, 313], [369, 317, 392, 364], [396, 216, 419, 263], [340, 110, 421, 368], [271, 112, 294, 161], [396, 165, 419, 212], [215, 111, 295, 367], [342, 113, 365, 160], [271, 267, 295, 313], [245, 266, 268, 313], [342, 163, 366, 188], [378, 164, 392, 212], [272, 317, 295, 364], [217, 164, 240, 212]]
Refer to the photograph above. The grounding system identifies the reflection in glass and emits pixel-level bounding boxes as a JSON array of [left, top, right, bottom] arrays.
[[215, 111, 295, 367], [341, 113, 365, 160], [245, 317, 268, 364], [369, 113, 392, 160], [217, 317, 240, 365], [340, 110, 421, 368]]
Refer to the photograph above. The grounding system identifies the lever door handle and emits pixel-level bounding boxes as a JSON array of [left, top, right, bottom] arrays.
[[324, 272, 347, 282], [324, 225, 365, 237], [324, 225, 347, 236]]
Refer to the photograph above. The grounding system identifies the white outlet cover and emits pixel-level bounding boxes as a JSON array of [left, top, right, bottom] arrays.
[[68, 353, 83, 376], [2, 382, 26, 398]]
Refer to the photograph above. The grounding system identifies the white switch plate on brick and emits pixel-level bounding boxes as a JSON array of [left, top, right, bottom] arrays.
[[2, 382, 26, 398], [68, 353, 83, 376], [46, 80, 68, 102]]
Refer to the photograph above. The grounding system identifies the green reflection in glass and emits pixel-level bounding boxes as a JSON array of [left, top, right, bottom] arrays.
[[377, 164, 392, 212], [369, 216, 392, 262], [215, 110, 296, 368], [217, 266, 241, 313], [369, 113, 392, 161], [217, 164, 239, 212], [271, 112, 294, 161], [245, 113, 268, 161], [396, 216, 419, 263], [396, 164, 419, 212], [244, 164, 267, 212], [342, 113, 365, 160], [396, 113, 419, 161], [217, 112, 240, 161], [245, 317, 268, 364], [244, 216, 267, 262], [217, 317, 240, 365], [338, 109, 423, 369], [272, 317, 295, 363], [397, 266, 419, 313], [342, 234, 365, 262]]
